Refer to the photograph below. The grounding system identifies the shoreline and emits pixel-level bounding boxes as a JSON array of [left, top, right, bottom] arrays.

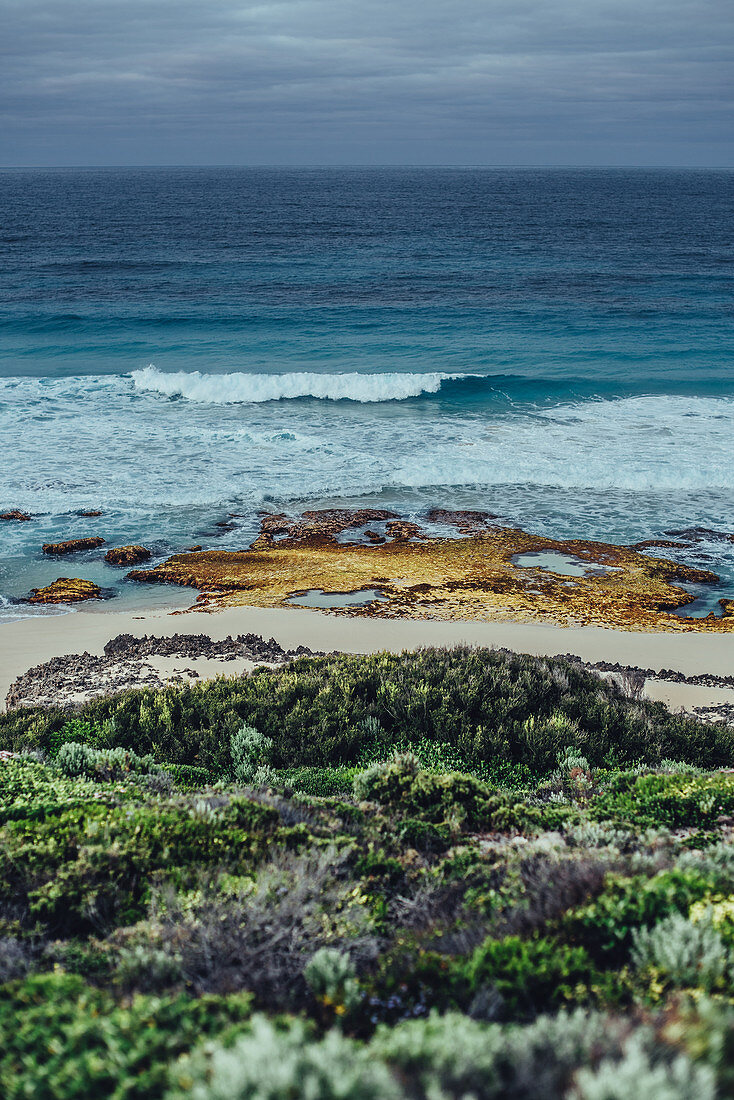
[[3, 599, 734, 714]]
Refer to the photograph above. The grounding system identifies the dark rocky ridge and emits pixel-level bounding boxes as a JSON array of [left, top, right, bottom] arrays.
[[5, 633, 321, 711]]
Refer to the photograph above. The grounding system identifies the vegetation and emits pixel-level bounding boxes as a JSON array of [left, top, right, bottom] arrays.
[[1, 646, 733, 1098]]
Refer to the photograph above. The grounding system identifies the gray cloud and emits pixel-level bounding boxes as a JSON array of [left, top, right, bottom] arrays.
[[0, 0, 732, 164]]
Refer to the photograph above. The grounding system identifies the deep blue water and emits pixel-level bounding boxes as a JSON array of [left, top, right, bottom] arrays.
[[1, 167, 733, 617]]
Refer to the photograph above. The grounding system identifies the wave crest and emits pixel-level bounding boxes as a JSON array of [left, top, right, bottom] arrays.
[[131, 366, 467, 404]]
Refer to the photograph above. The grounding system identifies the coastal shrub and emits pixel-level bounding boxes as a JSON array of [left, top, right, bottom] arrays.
[[161, 763, 212, 789], [0, 794, 283, 933], [280, 765, 359, 797], [353, 754, 542, 834], [304, 948, 361, 1013], [0, 972, 253, 1100], [561, 869, 714, 965], [3, 649, 729, 776], [56, 741, 156, 781], [230, 723, 273, 784], [152, 847, 375, 1007], [631, 910, 732, 993], [371, 1008, 630, 1100], [166, 1015, 401, 1100], [570, 1033, 715, 1100], [0, 756, 138, 825], [592, 771, 734, 829], [47, 717, 110, 756], [56, 740, 97, 777], [466, 935, 598, 1019]]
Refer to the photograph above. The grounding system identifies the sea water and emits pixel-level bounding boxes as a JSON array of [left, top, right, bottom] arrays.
[[1, 168, 732, 619]]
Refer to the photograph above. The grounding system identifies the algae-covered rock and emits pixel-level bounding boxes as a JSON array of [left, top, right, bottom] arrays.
[[26, 577, 104, 603], [1, 509, 31, 521], [104, 545, 151, 566], [42, 537, 106, 555]]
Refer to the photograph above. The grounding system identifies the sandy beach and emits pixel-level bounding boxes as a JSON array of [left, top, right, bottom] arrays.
[[2, 600, 733, 714]]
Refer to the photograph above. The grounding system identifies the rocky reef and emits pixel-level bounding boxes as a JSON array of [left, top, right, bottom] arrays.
[[104, 545, 151, 566], [1, 509, 31, 521], [42, 537, 106, 555], [127, 509, 733, 632], [25, 577, 105, 604]]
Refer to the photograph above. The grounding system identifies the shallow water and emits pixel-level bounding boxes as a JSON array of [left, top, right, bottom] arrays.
[[512, 551, 616, 578], [285, 588, 386, 609]]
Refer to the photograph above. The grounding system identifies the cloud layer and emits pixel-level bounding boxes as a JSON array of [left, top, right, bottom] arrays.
[[1, 0, 732, 165]]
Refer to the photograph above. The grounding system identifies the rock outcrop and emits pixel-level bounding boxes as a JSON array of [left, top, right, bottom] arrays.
[[125, 509, 732, 632], [42, 537, 106, 555], [25, 577, 104, 604], [1, 510, 31, 521], [78, 510, 104, 517], [104, 545, 151, 566]]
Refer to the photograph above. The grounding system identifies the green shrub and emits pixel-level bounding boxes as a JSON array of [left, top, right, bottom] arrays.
[[593, 772, 734, 829], [0, 793, 283, 933], [372, 1008, 630, 1100], [466, 935, 598, 1018], [304, 948, 360, 1012], [353, 754, 541, 834], [561, 870, 714, 965], [0, 972, 252, 1100], [230, 723, 273, 784], [56, 741, 156, 781], [47, 717, 110, 756], [3, 648, 728, 776], [161, 763, 212, 789], [56, 740, 97, 777], [280, 766, 359, 797]]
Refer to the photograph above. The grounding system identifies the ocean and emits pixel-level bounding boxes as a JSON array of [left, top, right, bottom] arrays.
[[1, 167, 733, 620]]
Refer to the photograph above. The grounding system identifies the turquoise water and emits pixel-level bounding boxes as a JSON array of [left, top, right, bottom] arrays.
[[0, 168, 732, 617]]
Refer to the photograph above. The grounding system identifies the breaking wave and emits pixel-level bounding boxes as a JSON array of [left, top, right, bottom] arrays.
[[131, 366, 469, 404]]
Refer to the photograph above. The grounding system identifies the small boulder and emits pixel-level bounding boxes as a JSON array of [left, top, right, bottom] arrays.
[[26, 578, 103, 604], [42, 537, 106, 555], [104, 545, 151, 566], [78, 510, 104, 517], [1, 510, 31, 521]]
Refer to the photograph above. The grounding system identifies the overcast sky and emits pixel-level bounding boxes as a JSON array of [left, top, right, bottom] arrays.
[[1, 0, 732, 166]]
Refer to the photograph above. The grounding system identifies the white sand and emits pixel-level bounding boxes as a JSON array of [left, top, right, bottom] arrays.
[[644, 679, 734, 714], [2, 602, 733, 711]]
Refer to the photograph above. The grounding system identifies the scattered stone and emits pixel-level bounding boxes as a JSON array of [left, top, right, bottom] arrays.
[[104, 545, 151, 566], [0, 509, 31, 521], [42, 537, 106, 555], [78, 510, 103, 517], [186, 545, 203, 552], [25, 578, 104, 604], [385, 520, 426, 541]]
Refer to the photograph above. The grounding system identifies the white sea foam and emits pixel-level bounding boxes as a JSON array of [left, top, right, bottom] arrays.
[[0, 377, 732, 523], [131, 366, 463, 403]]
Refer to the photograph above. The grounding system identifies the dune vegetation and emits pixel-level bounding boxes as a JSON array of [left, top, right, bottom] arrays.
[[1, 647, 733, 1099]]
